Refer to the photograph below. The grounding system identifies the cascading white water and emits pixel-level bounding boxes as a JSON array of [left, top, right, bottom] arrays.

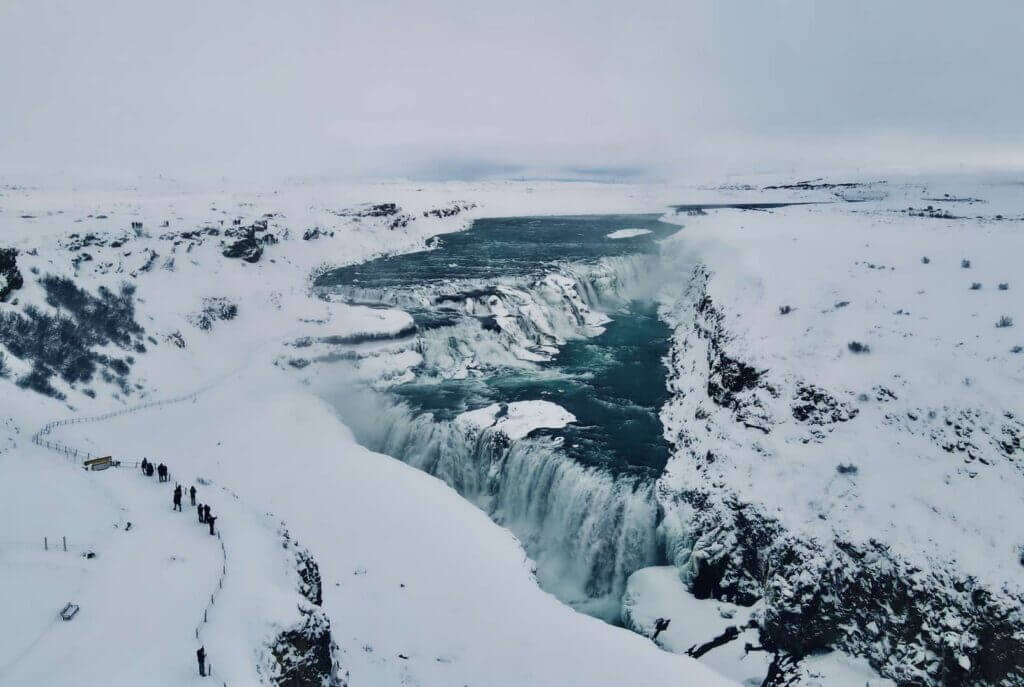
[[327, 253, 662, 379], [322, 251, 672, 622], [348, 399, 661, 622]]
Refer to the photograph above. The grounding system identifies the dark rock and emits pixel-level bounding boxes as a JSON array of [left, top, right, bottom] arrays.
[[303, 228, 334, 241], [222, 226, 263, 262], [792, 384, 858, 427], [422, 202, 477, 219], [269, 530, 343, 687], [0, 248, 24, 301]]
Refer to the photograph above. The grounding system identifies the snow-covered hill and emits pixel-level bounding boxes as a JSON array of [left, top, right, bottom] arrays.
[[1, 175, 1022, 686]]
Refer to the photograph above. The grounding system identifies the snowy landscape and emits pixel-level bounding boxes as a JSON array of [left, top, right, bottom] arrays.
[[1, 175, 1021, 686], [3, 2, 1024, 685]]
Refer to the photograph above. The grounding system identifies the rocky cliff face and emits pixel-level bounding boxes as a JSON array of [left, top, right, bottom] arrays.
[[265, 530, 345, 687], [657, 266, 1024, 686]]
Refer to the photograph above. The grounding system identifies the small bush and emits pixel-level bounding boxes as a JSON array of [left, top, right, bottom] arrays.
[[779, 305, 793, 315], [1012, 345, 1023, 354], [961, 259, 971, 268], [836, 463, 859, 475], [834, 300, 850, 309], [921, 256, 930, 264], [998, 283, 1009, 291], [970, 282, 982, 290], [190, 297, 239, 331], [0, 247, 25, 301], [996, 316, 1014, 328], [17, 363, 66, 399], [847, 341, 871, 354]]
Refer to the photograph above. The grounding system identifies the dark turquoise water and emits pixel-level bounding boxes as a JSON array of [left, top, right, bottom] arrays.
[[317, 214, 677, 475], [318, 214, 677, 288], [392, 298, 670, 474]]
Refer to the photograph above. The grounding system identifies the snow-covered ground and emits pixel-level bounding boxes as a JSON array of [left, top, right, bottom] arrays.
[[2, 174, 1022, 685], [0, 179, 732, 686], [642, 177, 1024, 684]]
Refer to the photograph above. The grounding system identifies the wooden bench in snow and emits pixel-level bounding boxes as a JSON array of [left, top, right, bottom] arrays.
[[60, 603, 80, 621], [83, 456, 112, 471]]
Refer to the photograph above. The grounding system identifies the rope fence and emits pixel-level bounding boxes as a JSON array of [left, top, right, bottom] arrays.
[[31, 389, 202, 466], [31, 381, 235, 684], [194, 530, 229, 642]]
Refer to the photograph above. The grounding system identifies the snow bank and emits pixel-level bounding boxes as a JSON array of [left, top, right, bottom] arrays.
[[607, 228, 653, 239], [456, 400, 576, 440]]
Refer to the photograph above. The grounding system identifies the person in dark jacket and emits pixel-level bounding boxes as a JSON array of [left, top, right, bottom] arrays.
[[196, 645, 206, 676], [158, 464, 168, 482], [207, 514, 217, 536], [140, 458, 148, 474], [203, 504, 211, 523], [173, 485, 182, 511], [652, 617, 671, 641], [197, 503, 204, 523], [190, 485, 197, 506]]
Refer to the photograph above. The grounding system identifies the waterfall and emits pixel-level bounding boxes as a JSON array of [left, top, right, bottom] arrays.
[[351, 399, 661, 622], [320, 251, 671, 622]]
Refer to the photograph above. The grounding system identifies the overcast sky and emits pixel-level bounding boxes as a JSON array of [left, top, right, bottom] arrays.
[[2, 0, 1022, 182]]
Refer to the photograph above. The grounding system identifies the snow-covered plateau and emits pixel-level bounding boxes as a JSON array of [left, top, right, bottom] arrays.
[[1, 175, 1022, 686]]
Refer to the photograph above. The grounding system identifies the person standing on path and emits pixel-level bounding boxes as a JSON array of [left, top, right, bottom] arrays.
[[196, 646, 206, 677], [190, 485, 197, 506], [173, 485, 182, 512], [207, 514, 217, 536], [197, 503, 204, 523], [203, 504, 211, 524], [652, 617, 671, 641]]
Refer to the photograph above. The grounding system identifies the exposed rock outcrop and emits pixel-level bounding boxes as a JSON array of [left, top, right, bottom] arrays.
[[263, 530, 344, 687], [658, 265, 1024, 686]]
